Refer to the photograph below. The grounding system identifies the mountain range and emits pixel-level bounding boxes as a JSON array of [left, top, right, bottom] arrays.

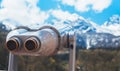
[[51, 14, 120, 49], [1, 14, 120, 49]]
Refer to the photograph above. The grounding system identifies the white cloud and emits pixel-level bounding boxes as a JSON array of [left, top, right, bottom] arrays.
[[50, 9, 79, 21], [0, 0, 49, 28], [0, 0, 82, 29], [61, 0, 112, 13]]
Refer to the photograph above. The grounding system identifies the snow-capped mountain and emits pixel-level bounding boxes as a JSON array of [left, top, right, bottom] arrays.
[[104, 15, 120, 26], [51, 15, 120, 49], [50, 16, 98, 35], [2, 14, 120, 49], [75, 15, 120, 49], [67, 18, 97, 33], [100, 15, 120, 36]]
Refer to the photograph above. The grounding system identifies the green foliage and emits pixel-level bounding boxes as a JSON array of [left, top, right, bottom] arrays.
[[17, 55, 68, 71], [76, 49, 120, 71], [0, 31, 9, 70]]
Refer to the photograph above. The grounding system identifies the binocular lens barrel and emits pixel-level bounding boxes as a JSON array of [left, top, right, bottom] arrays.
[[24, 37, 40, 51], [6, 38, 20, 51]]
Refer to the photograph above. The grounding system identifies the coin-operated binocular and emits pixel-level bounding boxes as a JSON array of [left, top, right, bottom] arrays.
[[6, 26, 77, 71], [5, 26, 65, 56]]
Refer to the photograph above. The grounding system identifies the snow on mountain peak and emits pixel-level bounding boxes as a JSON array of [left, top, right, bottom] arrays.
[[48, 16, 98, 35], [100, 15, 120, 36], [104, 15, 120, 26]]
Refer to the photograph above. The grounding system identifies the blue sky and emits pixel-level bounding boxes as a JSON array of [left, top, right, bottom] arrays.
[[38, 0, 120, 25], [0, 0, 120, 28]]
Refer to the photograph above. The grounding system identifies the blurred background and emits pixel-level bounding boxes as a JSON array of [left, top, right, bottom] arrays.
[[1, 27, 120, 71], [0, 0, 120, 71]]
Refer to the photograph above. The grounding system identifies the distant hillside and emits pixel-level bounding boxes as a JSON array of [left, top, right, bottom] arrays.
[[0, 22, 9, 32]]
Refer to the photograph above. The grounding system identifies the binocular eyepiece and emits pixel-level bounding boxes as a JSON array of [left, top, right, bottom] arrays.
[[6, 36, 41, 52], [6, 37, 21, 51], [24, 37, 40, 51]]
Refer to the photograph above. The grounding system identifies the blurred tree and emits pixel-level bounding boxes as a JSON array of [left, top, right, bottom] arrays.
[[0, 31, 9, 70]]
